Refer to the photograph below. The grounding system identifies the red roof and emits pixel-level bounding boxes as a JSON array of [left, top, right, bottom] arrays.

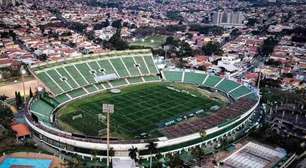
[[11, 124, 30, 137], [245, 72, 258, 80]]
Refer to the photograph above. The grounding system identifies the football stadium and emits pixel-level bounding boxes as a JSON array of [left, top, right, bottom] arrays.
[[25, 49, 260, 159]]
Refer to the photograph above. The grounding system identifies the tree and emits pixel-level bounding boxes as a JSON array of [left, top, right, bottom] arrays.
[[191, 146, 205, 166], [146, 141, 158, 168], [168, 153, 184, 168], [0, 95, 8, 101], [153, 153, 163, 168], [0, 106, 14, 129], [128, 146, 139, 163], [29, 87, 33, 98], [202, 41, 223, 56], [166, 11, 183, 21], [258, 36, 279, 57], [15, 91, 21, 108], [111, 19, 122, 29], [108, 29, 129, 50], [177, 41, 193, 57]]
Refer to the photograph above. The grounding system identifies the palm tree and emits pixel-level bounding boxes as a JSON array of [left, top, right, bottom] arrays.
[[146, 141, 158, 168], [128, 146, 139, 164]]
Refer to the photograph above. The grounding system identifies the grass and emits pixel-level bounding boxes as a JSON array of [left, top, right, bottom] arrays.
[[129, 35, 166, 49], [57, 83, 220, 139]]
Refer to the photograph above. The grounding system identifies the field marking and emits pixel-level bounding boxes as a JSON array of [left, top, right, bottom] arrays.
[[59, 84, 217, 136]]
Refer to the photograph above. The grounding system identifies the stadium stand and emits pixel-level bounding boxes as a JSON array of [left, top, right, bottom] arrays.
[[31, 50, 159, 96], [216, 79, 240, 93], [183, 72, 207, 85], [229, 85, 252, 100], [162, 70, 256, 101], [163, 71, 183, 82], [134, 56, 150, 74], [30, 98, 55, 124], [203, 75, 222, 88], [160, 98, 256, 138]]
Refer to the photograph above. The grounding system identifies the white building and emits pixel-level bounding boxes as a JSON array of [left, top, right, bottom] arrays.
[[217, 55, 242, 72], [212, 10, 245, 28]]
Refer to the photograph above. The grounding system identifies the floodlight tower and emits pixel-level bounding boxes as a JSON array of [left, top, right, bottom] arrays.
[[103, 103, 114, 167], [21, 68, 27, 103]]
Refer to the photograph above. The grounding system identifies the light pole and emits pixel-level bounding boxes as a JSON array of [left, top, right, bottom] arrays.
[[103, 103, 114, 167], [21, 69, 27, 103]]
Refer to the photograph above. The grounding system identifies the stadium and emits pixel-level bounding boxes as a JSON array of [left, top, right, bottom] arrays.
[[24, 49, 260, 160]]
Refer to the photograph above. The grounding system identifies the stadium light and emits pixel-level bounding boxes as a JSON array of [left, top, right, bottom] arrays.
[[21, 68, 27, 103], [103, 103, 114, 168]]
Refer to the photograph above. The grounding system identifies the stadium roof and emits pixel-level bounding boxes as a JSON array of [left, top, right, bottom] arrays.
[[222, 142, 286, 168]]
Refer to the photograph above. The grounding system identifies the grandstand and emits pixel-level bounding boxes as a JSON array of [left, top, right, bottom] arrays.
[[32, 49, 160, 97], [25, 50, 259, 160], [162, 70, 257, 100]]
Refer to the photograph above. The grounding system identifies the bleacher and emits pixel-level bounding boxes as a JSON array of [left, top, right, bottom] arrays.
[[30, 98, 55, 124], [163, 71, 183, 82], [32, 50, 159, 96], [203, 75, 222, 88], [67, 88, 87, 98], [162, 70, 256, 101], [229, 86, 252, 100], [183, 72, 207, 85], [160, 98, 256, 138], [216, 79, 240, 93]]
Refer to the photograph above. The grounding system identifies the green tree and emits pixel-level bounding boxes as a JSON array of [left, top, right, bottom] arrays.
[[177, 41, 193, 57], [202, 41, 223, 56], [108, 29, 129, 50], [128, 146, 139, 163], [146, 141, 158, 168], [29, 87, 33, 98], [168, 153, 184, 168], [191, 146, 205, 166], [258, 36, 279, 57], [0, 106, 14, 129]]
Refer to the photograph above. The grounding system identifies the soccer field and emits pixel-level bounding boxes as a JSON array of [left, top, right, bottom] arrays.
[[129, 35, 166, 49], [57, 83, 220, 139]]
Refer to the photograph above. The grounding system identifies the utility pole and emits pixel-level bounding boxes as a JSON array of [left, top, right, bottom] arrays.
[[103, 104, 114, 167]]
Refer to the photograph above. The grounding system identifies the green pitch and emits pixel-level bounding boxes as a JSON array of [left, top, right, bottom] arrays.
[[57, 83, 220, 139], [129, 35, 166, 49]]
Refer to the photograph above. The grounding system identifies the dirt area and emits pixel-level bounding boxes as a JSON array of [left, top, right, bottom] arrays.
[[0, 79, 42, 98]]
